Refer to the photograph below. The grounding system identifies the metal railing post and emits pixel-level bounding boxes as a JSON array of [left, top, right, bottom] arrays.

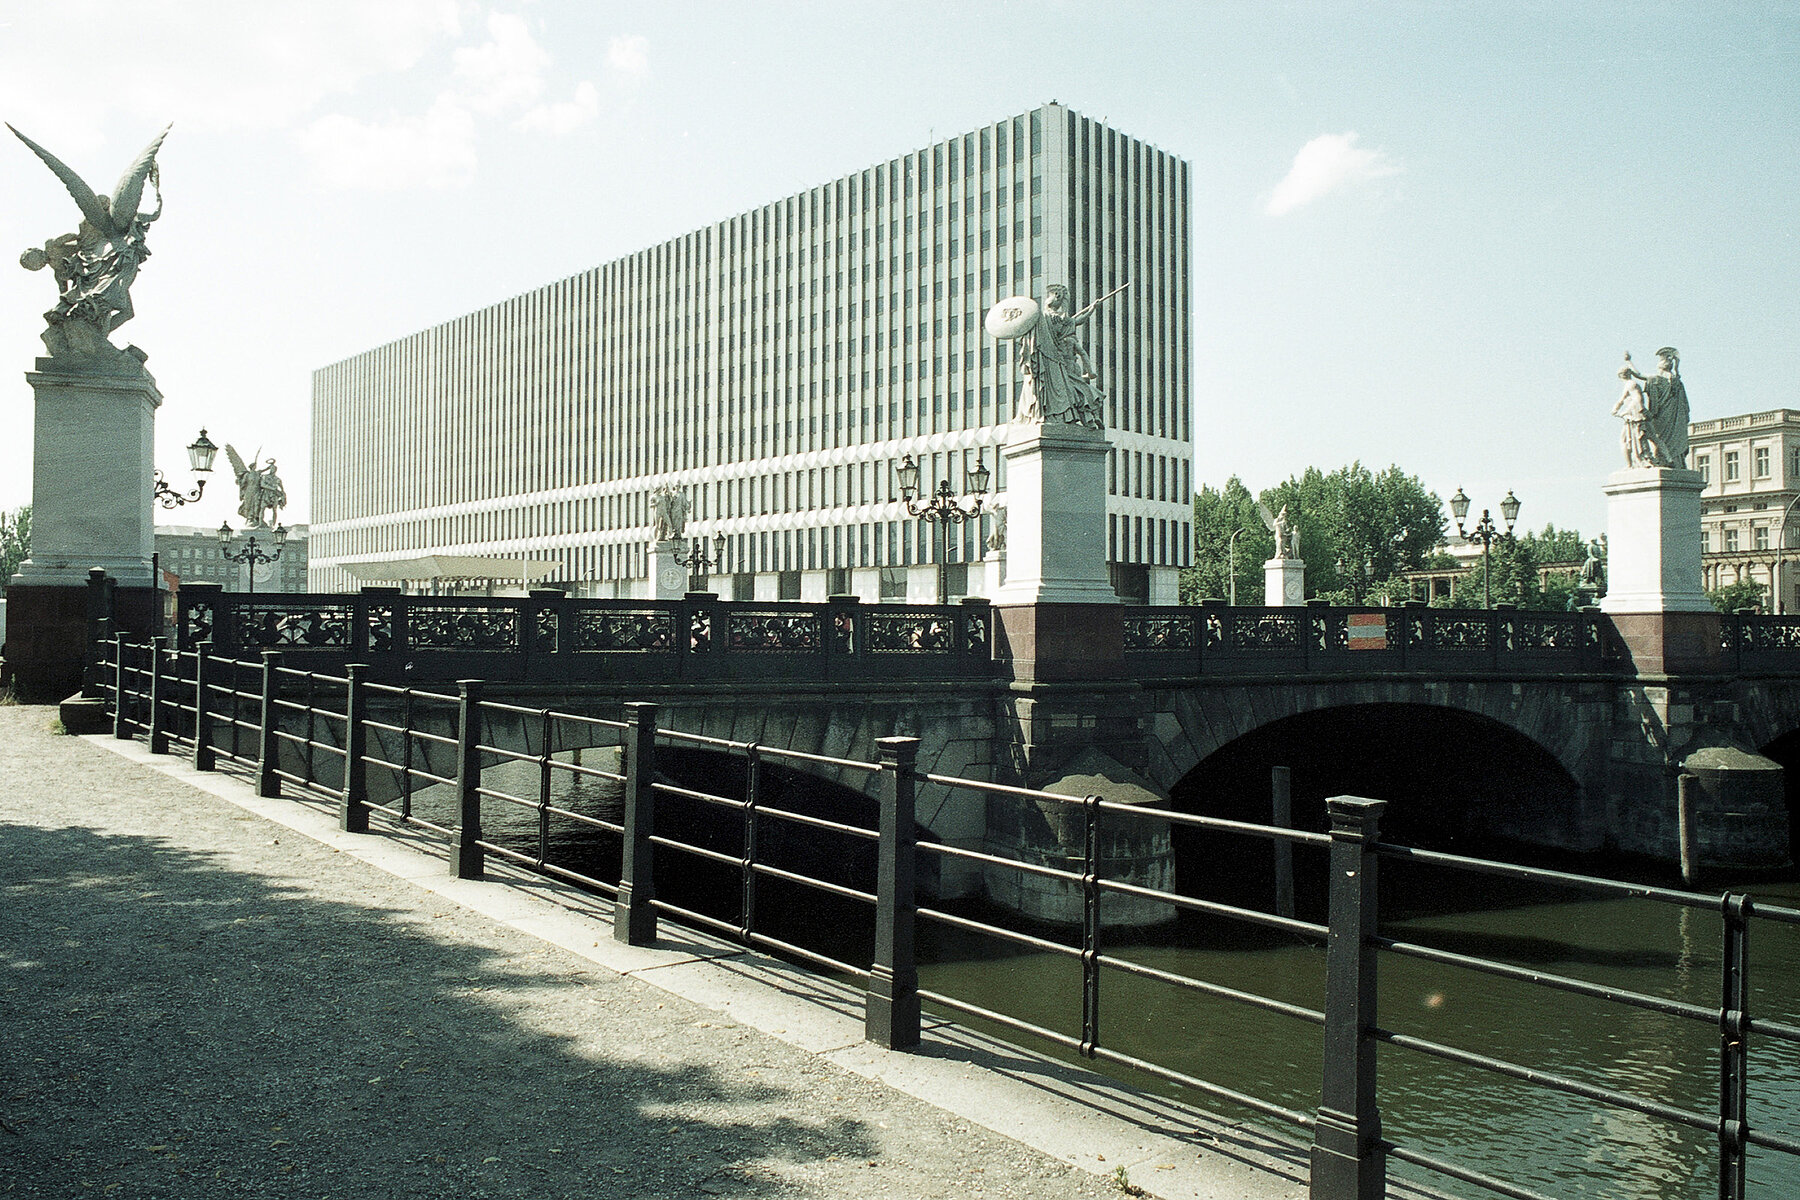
[[84, 568, 112, 698], [1272, 765, 1297, 920], [192, 643, 215, 771], [1080, 792, 1102, 1058], [1310, 796, 1387, 1200], [454, 680, 485, 880], [867, 736, 921, 1049], [146, 636, 169, 754], [613, 702, 659, 945], [112, 634, 131, 739], [1719, 892, 1752, 1200], [741, 743, 762, 941], [256, 650, 283, 797], [340, 664, 369, 833]]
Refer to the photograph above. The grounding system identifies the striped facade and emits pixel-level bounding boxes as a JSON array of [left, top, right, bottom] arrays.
[[311, 103, 1193, 602]]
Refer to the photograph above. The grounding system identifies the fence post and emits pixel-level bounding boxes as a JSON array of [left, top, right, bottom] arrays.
[[112, 634, 131, 739], [613, 701, 659, 945], [454, 680, 485, 880], [192, 643, 215, 771], [1719, 892, 1752, 1200], [84, 569, 112, 698], [257, 650, 283, 798], [146, 636, 169, 754], [867, 736, 921, 1049], [1080, 792, 1102, 1058], [340, 664, 369, 833], [1272, 765, 1297, 920], [1310, 795, 1387, 1200]]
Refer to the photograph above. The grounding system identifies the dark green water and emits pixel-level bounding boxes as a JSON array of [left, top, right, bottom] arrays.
[[420, 761, 1800, 1200]]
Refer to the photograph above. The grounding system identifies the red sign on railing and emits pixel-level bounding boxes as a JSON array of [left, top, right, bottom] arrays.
[[1347, 612, 1388, 650]]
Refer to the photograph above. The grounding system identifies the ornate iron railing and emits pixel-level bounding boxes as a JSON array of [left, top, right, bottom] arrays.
[[1123, 604, 1613, 677], [171, 584, 994, 685]]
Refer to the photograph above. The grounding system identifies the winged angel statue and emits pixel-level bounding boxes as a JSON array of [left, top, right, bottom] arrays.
[[225, 444, 287, 529], [1257, 501, 1300, 560], [10, 123, 170, 361]]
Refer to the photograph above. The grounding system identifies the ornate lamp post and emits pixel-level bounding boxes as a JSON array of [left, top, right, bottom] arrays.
[[897, 452, 990, 523], [672, 533, 728, 594], [218, 520, 286, 594], [1449, 487, 1521, 609], [152, 428, 219, 508]]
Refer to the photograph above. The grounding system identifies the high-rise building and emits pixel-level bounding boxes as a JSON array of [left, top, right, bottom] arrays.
[[311, 103, 1192, 603]]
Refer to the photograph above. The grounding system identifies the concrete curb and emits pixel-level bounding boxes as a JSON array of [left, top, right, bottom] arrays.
[[88, 732, 1309, 1200]]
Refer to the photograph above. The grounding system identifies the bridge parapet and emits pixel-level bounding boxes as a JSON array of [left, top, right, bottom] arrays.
[[1123, 604, 1614, 678], [172, 585, 995, 685]]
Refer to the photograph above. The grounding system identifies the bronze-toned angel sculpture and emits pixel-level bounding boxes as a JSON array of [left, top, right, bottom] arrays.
[[11, 123, 170, 358]]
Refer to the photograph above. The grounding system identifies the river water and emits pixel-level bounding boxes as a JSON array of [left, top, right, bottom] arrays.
[[414, 760, 1800, 1200]]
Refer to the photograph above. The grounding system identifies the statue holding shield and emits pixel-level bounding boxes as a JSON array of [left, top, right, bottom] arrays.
[[986, 282, 1127, 430]]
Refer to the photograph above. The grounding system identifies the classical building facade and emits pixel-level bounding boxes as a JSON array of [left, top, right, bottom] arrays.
[[310, 103, 1192, 603], [1691, 409, 1800, 611], [156, 524, 310, 594]]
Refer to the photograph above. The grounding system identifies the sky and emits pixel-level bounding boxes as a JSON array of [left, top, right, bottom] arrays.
[[1, 2, 1795, 541]]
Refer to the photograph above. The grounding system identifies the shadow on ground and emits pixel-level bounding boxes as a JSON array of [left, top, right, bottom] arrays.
[[0, 821, 879, 1199]]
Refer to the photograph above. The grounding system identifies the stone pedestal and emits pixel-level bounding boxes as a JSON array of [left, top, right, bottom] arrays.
[[1600, 467, 1708, 614], [991, 422, 1117, 606], [5, 356, 162, 701], [11, 357, 162, 589], [1265, 556, 1306, 607], [649, 538, 688, 599]]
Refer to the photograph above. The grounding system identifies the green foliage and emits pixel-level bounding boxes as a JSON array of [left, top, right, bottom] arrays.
[[0, 505, 29, 584], [1710, 578, 1767, 613], [1180, 476, 1271, 604], [1518, 522, 1587, 566], [1259, 462, 1445, 604]]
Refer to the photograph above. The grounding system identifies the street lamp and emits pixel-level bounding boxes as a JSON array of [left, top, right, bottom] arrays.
[[671, 533, 728, 594], [218, 521, 287, 594], [152, 428, 219, 508], [1450, 487, 1521, 608], [896, 452, 990, 523]]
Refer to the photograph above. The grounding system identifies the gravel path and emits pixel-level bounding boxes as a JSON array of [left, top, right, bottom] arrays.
[[0, 705, 1129, 1199]]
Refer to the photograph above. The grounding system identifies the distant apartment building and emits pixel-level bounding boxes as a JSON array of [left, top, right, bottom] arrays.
[[1690, 409, 1800, 610], [156, 524, 309, 594], [310, 103, 1194, 604]]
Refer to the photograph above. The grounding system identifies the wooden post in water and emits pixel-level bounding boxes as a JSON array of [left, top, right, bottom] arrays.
[[1272, 765, 1296, 920], [1677, 772, 1700, 888]]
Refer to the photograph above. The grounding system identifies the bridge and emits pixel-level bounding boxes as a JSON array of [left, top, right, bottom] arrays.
[[73, 578, 1799, 897]]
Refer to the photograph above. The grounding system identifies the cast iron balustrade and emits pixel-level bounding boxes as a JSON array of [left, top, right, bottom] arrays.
[[97, 634, 1800, 1200], [1123, 604, 1613, 678], [172, 586, 994, 685]]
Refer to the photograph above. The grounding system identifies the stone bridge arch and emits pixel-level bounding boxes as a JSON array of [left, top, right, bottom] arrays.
[[1137, 678, 1615, 855]]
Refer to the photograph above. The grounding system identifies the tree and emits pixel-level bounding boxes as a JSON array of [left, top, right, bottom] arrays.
[[1181, 477, 1272, 604], [0, 505, 29, 585], [1260, 463, 1446, 604], [1710, 578, 1766, 613]]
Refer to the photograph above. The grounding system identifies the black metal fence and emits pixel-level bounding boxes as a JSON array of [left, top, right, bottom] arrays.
[[171, 584, 994, 684], [99, 635, 1800, 1200]]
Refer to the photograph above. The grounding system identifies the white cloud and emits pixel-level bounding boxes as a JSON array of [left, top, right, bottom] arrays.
[[297, 94, 478, 191], [606, 34, 651, 79], [453, 12, 552, 115], [1265, 132, 1400, 216], [518, 82, 601, 136]]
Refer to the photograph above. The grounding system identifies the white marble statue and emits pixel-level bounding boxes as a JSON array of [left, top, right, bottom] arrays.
[[1257, 501, 1300, 559], [991, 282, 1126, 430], [11, 123, 170, 360], [225, 445, 287, 529], [651, 485, 688, 541], [1613, 348, 1689, 469]]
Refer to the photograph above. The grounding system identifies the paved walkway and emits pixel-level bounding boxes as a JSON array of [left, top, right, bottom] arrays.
[[0, 706, 1308, 1199]]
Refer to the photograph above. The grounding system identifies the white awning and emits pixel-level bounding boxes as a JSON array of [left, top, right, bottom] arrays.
[[340, 556, 563, 584]]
